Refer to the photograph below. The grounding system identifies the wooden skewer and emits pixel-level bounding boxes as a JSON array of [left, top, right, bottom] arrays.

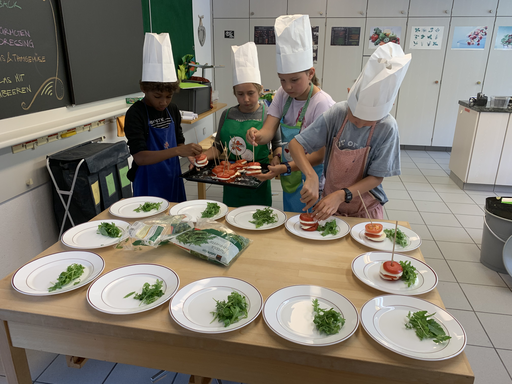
[[357, 190, 372, 224], [391, 220, 398, 266]]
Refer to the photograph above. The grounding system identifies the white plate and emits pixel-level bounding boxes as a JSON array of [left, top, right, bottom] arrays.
[[61, 220, 130, 249], [87, 264, 179, 315], [360, 295, 467, 361], [263, 285, 359, 346], [225, 205, 287, 230], [11, 251, 105, 296], [170, 277, 263, 334], [350, 222, 421, 252], [285, 215, 350, 240], [351, 252, 438, 295], [169, 200, 228, 221], [109, 196, 169, 218]]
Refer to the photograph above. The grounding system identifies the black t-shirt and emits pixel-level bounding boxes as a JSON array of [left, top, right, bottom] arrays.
[[125, 100, 185, 181]]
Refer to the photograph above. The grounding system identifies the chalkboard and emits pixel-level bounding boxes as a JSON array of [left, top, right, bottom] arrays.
[[58, 0, 144, 105], [0, 0, 70, 120]]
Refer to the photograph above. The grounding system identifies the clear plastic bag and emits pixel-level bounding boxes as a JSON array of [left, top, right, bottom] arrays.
[[116, 214, 193, 250], [170, 218, 252, 266]]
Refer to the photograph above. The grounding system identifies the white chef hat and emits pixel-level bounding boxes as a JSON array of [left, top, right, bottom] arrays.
[[141, 33, 177, 82], [275, 14, 313, 74], [231, 42, 261, 86], [347, 43, 411, 121]]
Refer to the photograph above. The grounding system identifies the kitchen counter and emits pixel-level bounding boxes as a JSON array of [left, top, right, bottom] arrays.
[[458, 100, 512, 114]]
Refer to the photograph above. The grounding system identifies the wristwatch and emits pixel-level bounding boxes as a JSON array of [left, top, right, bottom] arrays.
[[342, 188, 352, 203], [282, 162, 292, 176]]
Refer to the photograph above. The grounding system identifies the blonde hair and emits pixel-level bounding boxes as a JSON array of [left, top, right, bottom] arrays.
[[232, 83, 263, 96]]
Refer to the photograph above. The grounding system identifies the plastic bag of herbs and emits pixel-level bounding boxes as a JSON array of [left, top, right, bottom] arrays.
[[170, 218, 252, 266], [116, 214, 194, 250]]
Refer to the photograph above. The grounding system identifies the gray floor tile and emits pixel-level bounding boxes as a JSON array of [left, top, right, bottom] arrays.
[[497, 349, 512, 377], [419, 239, 444, 259], [37, 355, 116, 384], [104, 364, 177, 384], [448, 309, 492, 348], [26, 349, 58, 381], [399, 168, 424, 176], [436, 281, 472, 310], [0, 376, 6, 384], [421, 169, 450, 177], [447, 260, 507, 287], [383, 199, 418, 211], [445, 202, 483, 215], [466, 228, 483, 245], [401, 162, 420, 169], [414, 201, 451, 213], [410, 223, 433, 240], [427, 176, 459, 186], [412, 157, 437, 164], [407, 151, 433, 158], [464, 345, 512, 384], [424, 258, 457, 282], [456, 214, 483, 229], [382, 181, 406, 190], [432, 184, 466, 193], [386, 209, 424, 224], [460, 284, 512, 315], [427, 225, 474, 243], [403, 182, 436, 193], [467, 193, 493, 207], [437, 241, 482, 262], [439, 192, 476, 204], [421, 212, 461, 228], [384, 189, 411, 200], [476, 312, 512, 350], [500, 273, 512, 288], [399, 174, 429, 183], [415, 163, 444, 170], [407, 190, 443, 202]]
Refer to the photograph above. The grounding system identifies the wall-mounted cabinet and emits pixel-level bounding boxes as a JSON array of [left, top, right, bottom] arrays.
[[288, 0, 327, 17], [213, 0, 249, 18], [408, 0, 453, 17], [482, 17, 512, 97], [366, 0, 410, 18], [497, 1, 512, 16], [249, 0, 287, 18], [451, 0, 499, 17], [326, 0, 368, 18]]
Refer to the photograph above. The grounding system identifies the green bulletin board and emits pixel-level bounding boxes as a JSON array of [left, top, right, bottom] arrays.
[[141, 0, 195, 71]]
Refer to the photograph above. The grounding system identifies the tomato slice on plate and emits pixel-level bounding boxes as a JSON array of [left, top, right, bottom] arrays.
[[365, 223, 383, 234], [382, 260, 403, 275]]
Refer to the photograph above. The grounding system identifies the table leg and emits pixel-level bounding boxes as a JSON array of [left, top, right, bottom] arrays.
[[188, 375, 212, 384], [0, 321, 31, 384], [198, 183, 206, 199]]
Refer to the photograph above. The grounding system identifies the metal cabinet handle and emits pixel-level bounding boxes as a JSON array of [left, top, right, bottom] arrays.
[[477, 81, 482, 85], [400, 10, 405, 14], [489, 9, 494, 13], [359, 11, 365, 15], [319, 11, 323, 15], [434, 80, 439, 84], [444, 10, 449, 14], [250, 11, 254, 15]]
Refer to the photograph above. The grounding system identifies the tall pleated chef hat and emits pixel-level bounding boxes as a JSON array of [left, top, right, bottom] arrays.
[[347, 42, 411, 121], [274, 14, 313, 74], [231, 42, 261, 86], [141, 33, 177, 82]]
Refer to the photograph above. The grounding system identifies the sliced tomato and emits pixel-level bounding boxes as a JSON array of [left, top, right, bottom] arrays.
[[302, 222, 319, 231], [365, 223, 383, 234], [365, 232, 383, 239], [380, 273, 400, 280], [382, 260, 403, 275], [300, 213, 316, 222], [195, 154, 207, 161], [247, 162, 260, 167]]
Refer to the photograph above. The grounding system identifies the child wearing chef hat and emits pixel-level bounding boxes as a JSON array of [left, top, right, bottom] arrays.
[[246, 14, 335, 213], [125, 33, 202, 202], [200, 42, 281, 207], [289, 42, 412, 220]]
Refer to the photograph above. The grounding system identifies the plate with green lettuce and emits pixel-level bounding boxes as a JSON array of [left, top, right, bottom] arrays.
[[109, 196, 169, 219], [225, 205, 287, 230], [170, 200, 228, 221]]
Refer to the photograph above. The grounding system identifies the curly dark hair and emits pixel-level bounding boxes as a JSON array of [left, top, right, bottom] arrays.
[[139, 80, 180, 94]]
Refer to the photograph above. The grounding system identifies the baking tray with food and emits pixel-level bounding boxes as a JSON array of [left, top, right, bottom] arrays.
[[180, 160, 269, 189]]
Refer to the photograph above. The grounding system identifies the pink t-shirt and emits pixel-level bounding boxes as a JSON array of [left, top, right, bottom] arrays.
[[268, 86, 335, 132]]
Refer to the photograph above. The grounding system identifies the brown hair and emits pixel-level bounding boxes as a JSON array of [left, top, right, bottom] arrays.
[[232, 83, 263, 96], [139, 81, 180, 94], [304, 69, 320, 86]]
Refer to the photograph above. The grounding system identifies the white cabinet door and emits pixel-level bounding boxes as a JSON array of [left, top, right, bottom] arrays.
[[432, 17, 495, 147], [482, 17, 512, 97], [449, 106, 478, 182], [212, 0, 249, 18], [497, 1, 512, 16], [323, 18, 366, 102], [367, 0, 410, 17], [213, 19, 250, 117], [249, 0, 287, 18], [408, 0, 453, 17], [250, 19, 279, 91], [327, 0, 368, 18], [288, 0, 327, 17], [496, 115, 512, 186], [396, 18, 450, 145], [363, 18, 408, 56], [452, 0, 498, 16]]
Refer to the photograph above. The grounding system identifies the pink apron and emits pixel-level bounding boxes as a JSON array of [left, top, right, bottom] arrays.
[[323, 116, 384, 219]]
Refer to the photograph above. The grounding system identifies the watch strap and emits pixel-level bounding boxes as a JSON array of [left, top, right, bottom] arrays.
[[342, 188, 352, 203], [282, 162, 292, 176]]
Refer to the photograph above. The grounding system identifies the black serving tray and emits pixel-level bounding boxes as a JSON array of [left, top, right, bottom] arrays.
[[180, 161, 269, 189]]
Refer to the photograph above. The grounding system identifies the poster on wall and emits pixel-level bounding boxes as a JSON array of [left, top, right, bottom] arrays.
[[312, 26, 319, 63], [254, 26, 275, 45], [368, 26, 401, 49], [494, 26, 512, 50], [331, 27, 361, 46], [451, 26, 488, 50], [409, 27, 444, 49]]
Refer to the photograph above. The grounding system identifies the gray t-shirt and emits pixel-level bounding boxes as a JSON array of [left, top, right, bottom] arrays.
[[294, 101, 401, 204]]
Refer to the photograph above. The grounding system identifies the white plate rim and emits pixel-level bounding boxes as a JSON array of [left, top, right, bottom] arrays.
[[351, 252, 438, 295], [169, 276, 263, 334], [86, 263, 180, 315], [61, 220, 130, 249], [11, 251, 105, 296], [285, 215, 351, 241], [360, 295, 467, 361], [108, 196, 169, 218], [263, 284, 360, 346], [225, 205, 287, 230], [350, 222, 422, 252], [169, 200, 228, 221]]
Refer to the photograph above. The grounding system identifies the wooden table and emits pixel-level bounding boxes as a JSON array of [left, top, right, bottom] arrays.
[[0, 207, 474, 384]]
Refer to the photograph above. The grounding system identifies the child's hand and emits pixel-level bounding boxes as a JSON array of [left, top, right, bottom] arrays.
[[254, 164, 282, 181], [177, 143, 202, 157], [246, 128, 260, 146], [300, 177, 319, 211], [270, 155, 281, 166], [311, 192, 344, 221]]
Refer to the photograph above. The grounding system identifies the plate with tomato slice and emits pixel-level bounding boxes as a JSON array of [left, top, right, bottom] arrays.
[[285, 214, 350, 241], [350, 222, 421, 252]]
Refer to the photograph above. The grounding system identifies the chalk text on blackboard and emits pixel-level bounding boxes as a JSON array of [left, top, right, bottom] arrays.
[[0, 1, 21, 9]]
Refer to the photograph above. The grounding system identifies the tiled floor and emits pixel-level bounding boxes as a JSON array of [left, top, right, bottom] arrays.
[[1, 150, 511, 383]]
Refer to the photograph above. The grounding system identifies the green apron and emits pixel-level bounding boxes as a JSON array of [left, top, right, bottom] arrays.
[[279, 85, 324, 212], [219, 105, 272, 208]]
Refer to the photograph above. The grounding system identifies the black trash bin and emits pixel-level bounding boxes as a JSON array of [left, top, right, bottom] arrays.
[[481, 197, 512, 273], [48, 141, 132, 234]]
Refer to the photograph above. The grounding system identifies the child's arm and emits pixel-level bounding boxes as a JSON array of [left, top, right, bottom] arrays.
[[133, 144, 202, 166], [255, 146, 324, 181], [246, 115, 280, 146]]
